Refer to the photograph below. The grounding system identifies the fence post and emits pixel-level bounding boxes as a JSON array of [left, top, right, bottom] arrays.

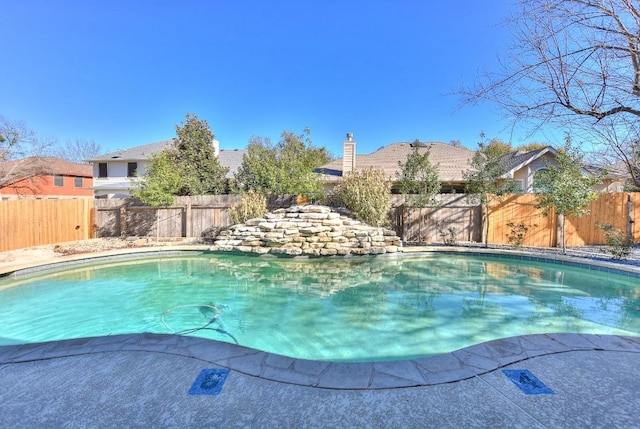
[[555, 212, 563, 249], [119, 207, 127, 238], [628, 194, 634, 241], [89, 203, 96, 239], [185, 203, 192, 238]]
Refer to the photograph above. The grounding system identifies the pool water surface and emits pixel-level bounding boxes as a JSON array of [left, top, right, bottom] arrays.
[[0, 253, 638, 362]]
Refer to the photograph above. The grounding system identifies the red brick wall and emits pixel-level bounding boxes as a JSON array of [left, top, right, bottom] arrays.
[[0, 174, 94, 198]]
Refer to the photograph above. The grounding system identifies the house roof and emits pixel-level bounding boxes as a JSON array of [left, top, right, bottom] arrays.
[[217, 148, 247, 179], [598, 161, 633, 179], [88, 139, 175, 162], [317, 141, 475, 182], [88, 139, 247, 179], [0, 157, 93, 179], [500, 146, 556, 177]]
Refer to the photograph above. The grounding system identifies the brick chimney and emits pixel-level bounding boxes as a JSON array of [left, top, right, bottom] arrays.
[[342, 132, 356, 174]]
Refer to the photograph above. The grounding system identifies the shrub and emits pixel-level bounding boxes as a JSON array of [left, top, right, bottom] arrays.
[[437, 222, 457, 246], [229, 190, 268, 225], [328, 168, 391, 227], [597, 222, 637, 260], [506, 221, 536, 247]]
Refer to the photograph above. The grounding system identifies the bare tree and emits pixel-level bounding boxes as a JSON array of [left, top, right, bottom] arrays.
[[52, 138, 102, 164], [0, 115, 54, 196], [585, 116, 640, 188], [1, 115, 38, 161], [462, 0, 640, 181]]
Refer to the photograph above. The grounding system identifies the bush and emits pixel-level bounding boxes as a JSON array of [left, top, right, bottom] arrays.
[[437, 222, 457, 246], [506, 221, 536, 247], [328, 168, 391, 227], [229, 190, 268, 225], [597, 222, 637, 260]]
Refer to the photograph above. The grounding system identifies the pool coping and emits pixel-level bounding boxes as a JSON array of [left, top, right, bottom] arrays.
[[2, 243, 639, 278], [2, 245, 639, 390], [1, 333, 639, 390]]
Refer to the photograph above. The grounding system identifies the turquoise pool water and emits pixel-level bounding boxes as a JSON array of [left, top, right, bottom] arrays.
[[0, 253, 638, 362]]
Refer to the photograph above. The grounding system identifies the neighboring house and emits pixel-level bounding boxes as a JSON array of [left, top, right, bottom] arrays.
[[318, 135, 620, 194], [499, 146, 559, 193], [590, 161, 634, 192], [318, 135, 475, 193], [87, 139, 247, 198], [0, 157, 93, 200], [502, 146, 629, 192]]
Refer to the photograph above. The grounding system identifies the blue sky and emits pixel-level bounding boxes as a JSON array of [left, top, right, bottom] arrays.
[[1, 0, 562, 158]]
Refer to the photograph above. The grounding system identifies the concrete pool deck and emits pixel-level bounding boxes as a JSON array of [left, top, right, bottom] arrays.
[[1, 243, 640, 427], [1, 333, 640, 428]]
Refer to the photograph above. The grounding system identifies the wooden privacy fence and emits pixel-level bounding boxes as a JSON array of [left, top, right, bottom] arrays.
[[0, 199, 94, 252], [396, 192, 638, 246], [392, 194, 482, 243], [488, 192, 640, 247], [93, 195, 298, 239], [2, 193, 638, 252]]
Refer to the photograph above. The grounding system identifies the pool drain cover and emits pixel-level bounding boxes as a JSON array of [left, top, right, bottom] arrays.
[[502, 369, 554, 395], [188, 368, 229, 396]]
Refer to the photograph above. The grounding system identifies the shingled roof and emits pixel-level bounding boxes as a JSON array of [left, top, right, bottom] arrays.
[[0, 156, 92, 179], [88, 139, 174, 161], [88, 139, 247, 179], [317, 142, 474, 182], [500, 146, 555, 175]]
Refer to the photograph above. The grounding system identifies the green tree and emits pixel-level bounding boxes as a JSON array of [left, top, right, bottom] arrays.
[[484, 138, 513, 157], [516, 142, 548, 152], [134, 114, 229, 206], [173, 113, 228, 195], [131, 151, 181, 206], [396, 141, 441, 243], [464, 134, 520, 246], [396, 141, 441, 208], [234, 128, 331, 198], [533, 136, 604, 253]]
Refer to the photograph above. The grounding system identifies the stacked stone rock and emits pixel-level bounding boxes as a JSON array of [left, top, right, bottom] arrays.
[[211, 205, 401, 256]]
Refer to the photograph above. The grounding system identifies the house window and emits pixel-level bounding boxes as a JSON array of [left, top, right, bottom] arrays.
[[98, 163, 108, 178], [127, 162, 138, 178], [74, 177, 83, 187], [53, 175, 64, 187]]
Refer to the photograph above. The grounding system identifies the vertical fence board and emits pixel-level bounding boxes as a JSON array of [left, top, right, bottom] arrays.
[[488, 194, 556, 247], [565, 193, 628, 246], [632, 193, 640, 240]]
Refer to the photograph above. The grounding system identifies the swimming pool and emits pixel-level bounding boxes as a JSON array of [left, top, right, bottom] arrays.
[[1, 252, 638, 362]]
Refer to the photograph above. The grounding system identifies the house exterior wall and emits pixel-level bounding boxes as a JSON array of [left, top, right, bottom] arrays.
[[0, 174, 94, 199], [92, 160, 150, 198], [595, 179, 626, 192], [512, 153, 558, 192]]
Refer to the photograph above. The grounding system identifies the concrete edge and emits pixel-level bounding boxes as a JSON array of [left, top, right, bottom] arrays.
[[2, 244, 639, 278], [1, 333, 639, 390]]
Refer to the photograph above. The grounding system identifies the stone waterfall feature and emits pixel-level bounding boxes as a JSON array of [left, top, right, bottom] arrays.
[[211, 205, 401, 256]]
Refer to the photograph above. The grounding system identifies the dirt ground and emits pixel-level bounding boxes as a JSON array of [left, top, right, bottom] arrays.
[[0, 238, 195, 271]]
